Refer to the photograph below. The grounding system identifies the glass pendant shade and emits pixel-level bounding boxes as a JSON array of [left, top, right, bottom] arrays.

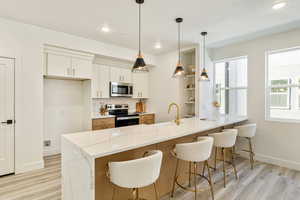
[[173, 18, 185, 77], [200, 68, 209, 81], [132, 53, 148, 72], [132, 0, 148, 73], [173, 63, 185, 77]]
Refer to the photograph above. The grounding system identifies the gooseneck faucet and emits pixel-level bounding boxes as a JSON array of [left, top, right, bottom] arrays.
[[168, 102, 180, 125]]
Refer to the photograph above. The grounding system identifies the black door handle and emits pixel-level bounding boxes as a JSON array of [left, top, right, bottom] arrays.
[[1, 120, 13, 124]]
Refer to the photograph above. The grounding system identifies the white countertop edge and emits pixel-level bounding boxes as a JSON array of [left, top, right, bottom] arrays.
[[71, 117, 248, 159], [92, 115, 115, 119]]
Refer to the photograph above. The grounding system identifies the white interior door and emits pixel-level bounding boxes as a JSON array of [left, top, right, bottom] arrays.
[[0, 57, 15, 176]]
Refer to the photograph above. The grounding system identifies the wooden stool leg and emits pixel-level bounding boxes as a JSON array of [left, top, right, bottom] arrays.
[[171, 159, 179, 197], [189, 161, 192, 187], [222, 148, 226, 188], [214, 147, 218, 170], [153, 182, 159, 200], [112, 186, 116, 200], [248, 138, 254, 169], [202, 161, 206, 176], [231, 147, 238, 180], [206, 161, 214, 200], [194, 162, 197, 200]]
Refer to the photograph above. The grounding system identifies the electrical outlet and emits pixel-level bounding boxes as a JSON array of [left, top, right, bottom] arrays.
[[44, 140, 51, 147]]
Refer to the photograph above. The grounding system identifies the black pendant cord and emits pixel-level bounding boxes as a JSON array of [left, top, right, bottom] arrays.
[[203, 33, 205, 69], [178, 22, 181, 64], [138, 3, 141, 55]]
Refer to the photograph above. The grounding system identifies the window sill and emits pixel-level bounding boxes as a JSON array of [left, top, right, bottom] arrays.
[[265, 117, 300, 124]]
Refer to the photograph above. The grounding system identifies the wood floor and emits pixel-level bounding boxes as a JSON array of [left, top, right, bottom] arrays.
[[0, 154, 300, 200]]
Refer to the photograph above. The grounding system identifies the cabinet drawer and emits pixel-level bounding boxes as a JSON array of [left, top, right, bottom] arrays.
[[140, 114, 155, 125], [92, 118, 115, 130]]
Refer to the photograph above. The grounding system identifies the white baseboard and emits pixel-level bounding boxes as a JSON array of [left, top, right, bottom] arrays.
[[44, 148, 60, 156], [237, 150, 300, 171], [15, 160, 44, 174]]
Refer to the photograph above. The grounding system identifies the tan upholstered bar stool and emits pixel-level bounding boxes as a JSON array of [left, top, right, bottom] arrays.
[[108, 150, 163, 200], [209, 129, 238, 188], [171, 137, 214, 200], [235, 123, 257, 169]]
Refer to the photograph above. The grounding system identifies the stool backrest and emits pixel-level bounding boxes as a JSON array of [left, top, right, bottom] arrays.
[[210, 129, 237, 148], [108, 150, 162, 188], [175, 137, 214, 162], [235, 123, 256, 138]]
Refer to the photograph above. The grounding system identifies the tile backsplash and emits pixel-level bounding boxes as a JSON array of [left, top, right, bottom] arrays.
[[92, 98, 145, 114]]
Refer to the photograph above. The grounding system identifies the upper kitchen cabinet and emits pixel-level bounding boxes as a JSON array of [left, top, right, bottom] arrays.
[[132, 73, 149, 98], [110, 67, 132, 83], [92, 64, 110, 98], [44, 45, 94, 80]]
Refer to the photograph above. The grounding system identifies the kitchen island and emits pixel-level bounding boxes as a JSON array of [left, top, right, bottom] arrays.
[[61, 116, 247, 200]]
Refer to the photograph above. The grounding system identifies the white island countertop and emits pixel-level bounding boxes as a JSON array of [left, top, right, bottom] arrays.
[[62, 116, 247, 159]]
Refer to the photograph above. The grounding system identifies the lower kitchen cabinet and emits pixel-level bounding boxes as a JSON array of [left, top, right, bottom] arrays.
[[92, 118, 115, 130], [139, 114, 155, 125]]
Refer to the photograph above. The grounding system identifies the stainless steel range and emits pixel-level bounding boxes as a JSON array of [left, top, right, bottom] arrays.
[[106, 104, 139, 127]]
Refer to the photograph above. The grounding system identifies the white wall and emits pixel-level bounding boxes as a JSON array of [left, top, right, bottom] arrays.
[[44, 79, 88, 156], [0, 17, 156, 173], [148, 50, 181, 122], [210, 28, 300, 170]]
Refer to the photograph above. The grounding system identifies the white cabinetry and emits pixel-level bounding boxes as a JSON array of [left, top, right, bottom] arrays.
[[44, 46, 94, 80], [110, 67, 132, 83], [71, 57, 93, 79], [132, 73, 149, 98], [47, 53, 72, 77], [92, 64, 110, 98]]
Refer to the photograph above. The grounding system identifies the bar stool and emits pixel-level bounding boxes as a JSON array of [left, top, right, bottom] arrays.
[[209, 129, 238, 188], [171, 136, 214, 200], [108, 150, 163, 200], [235, 123, 257, 169]]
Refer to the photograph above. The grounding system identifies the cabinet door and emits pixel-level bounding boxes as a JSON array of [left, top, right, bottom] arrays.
[[121, 68, 132, 83], [110, 67, 122, 82], [72, 57, 92, 79], [47, 53, 71, 77], [98, 65, 110, 98], [132, 73, 149, 98], [92, 65, 100, 98]]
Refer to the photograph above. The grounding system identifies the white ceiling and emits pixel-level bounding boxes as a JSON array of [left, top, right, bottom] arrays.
[[1, 0, 300, 54]]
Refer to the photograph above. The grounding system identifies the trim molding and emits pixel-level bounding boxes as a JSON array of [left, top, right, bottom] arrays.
[[15, 160, 44, 174], [237, 151, 300, 171]]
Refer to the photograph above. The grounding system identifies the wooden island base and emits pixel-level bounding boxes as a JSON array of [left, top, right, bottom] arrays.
[[95, 123, 240, 200]]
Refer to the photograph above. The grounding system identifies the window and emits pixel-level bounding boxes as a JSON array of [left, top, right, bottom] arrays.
[[266, 47, 300, 121], [214, 57, 248, 116]]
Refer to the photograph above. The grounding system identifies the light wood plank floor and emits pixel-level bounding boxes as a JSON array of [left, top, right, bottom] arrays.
[[0, 154, 299, 200]]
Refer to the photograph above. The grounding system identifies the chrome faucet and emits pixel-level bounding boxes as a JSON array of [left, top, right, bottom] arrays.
[[168, 103, 180, 125]]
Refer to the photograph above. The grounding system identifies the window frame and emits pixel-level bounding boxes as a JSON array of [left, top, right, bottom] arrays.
[[265, 46, 300, 123], [213, 56, 248, 116]]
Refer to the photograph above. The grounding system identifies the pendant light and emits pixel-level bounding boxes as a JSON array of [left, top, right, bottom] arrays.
[[200, 32, 209, 81], [132, 0, 149, 73], [173, 18, 185, 77]]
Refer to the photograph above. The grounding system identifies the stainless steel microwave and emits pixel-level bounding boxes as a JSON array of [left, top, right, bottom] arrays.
[[110, 82, 133, 97]]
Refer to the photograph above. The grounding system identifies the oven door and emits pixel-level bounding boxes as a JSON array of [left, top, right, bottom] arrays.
[[116, 116, 139, 127], [110, 82, 133, 97]]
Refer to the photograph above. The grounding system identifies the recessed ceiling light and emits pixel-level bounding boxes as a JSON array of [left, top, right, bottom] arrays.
[[155, 43, 162, 49], [101, 26, 110, 33], [272, 1, 287, 10]]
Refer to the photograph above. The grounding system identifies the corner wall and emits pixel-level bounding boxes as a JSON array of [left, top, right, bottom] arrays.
[[210, 28, 300, 170]]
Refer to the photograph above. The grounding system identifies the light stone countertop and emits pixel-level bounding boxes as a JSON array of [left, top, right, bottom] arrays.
[[63, 116, 247, 159], [92, 114, 115, 119]]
